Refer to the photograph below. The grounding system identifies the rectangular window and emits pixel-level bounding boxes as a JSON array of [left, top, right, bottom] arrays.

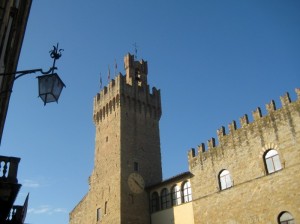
[[151, 193, 159, 212], [97, 208, 101, 221], [183, 182, 192, 203], [134, 162, 139, 171], [161, 191, 171, 209], [172, 186, 181, 206]]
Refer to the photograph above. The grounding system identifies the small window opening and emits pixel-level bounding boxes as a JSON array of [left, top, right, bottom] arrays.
[[104, 201, 107, 215], [219, 169, 233, 190], [134, 162, 139, 172], [97, 208, 101, 221], [135, 68, 140, 81]]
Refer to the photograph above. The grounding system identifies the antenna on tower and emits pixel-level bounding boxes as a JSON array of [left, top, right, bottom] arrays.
[[132, 42, 138, 59]]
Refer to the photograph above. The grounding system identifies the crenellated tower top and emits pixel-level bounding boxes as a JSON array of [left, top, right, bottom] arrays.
[[124, 53, 148, 86], [93, 53, 161, 125]]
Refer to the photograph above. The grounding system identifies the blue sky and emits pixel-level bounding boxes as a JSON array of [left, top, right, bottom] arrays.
[[1, 1, 300, 224]]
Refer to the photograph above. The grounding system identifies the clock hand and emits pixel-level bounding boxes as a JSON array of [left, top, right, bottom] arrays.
[[133, 179, 143, 189]]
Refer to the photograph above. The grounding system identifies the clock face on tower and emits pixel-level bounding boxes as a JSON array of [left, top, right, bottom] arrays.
[[127, 172, 145, 194]]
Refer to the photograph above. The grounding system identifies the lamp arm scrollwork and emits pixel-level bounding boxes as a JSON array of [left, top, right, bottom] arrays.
[[0, 43, 63, 96], [0, 42, 62, 79], [0, 67, 57, 81]]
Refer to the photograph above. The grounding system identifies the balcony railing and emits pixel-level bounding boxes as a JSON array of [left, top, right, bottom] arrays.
[[0, 156, 20, 183], [0, 156, 21, 223], [5, 193, 29, 224]]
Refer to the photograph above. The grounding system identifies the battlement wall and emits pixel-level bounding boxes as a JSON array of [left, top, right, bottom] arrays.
[[189, 88, 300, 224], [93, 73, 161, 124], [188, 88, 300, 170]]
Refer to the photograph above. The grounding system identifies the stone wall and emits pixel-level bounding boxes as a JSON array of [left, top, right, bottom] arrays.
[[188, 88, 300, 223]]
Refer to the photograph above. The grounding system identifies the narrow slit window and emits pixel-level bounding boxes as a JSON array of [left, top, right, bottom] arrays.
[[104, 201, 107, 215], [134, 162, 139, 172], [97, 208, 101, 221]]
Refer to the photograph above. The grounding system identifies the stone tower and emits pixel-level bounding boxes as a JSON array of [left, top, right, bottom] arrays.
[[69, 53, 162, 224]]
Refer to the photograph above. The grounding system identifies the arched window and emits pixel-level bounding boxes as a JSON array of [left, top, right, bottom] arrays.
[[160, 188, 171, 209], [219, 169, 233, 190], [278, 211, 295, 224], [171, 185, 181, 206], [182, 181, 192, 203], [151, 192, 160, 212], [265, 149, 282, 174]]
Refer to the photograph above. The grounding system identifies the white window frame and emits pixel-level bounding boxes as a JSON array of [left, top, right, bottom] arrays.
[[182, 181, 192, 203], [265, 149, 282, 174], [171, 185, 181, 206], [219, 169, 233, 190]]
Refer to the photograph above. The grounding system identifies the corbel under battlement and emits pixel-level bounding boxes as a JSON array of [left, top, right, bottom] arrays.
[[93, 73, 162, 124], [94, 73, 161, 106], [188, 88, 300, 168]]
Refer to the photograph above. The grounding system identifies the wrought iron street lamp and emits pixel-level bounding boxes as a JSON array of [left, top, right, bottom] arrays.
[[0, 43, 66, 105]]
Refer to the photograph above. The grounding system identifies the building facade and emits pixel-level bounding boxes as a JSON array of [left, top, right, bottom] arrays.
[[0, 0, 32, 143], [148, 172, 194, 224], [188, 88, 300, 224], [0, 0, 32, 223], [70, 54, 300, 224]]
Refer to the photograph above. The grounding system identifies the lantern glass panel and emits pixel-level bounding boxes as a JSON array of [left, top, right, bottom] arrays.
[[52, 75, 65, 99], [37, 73, 65, 105]]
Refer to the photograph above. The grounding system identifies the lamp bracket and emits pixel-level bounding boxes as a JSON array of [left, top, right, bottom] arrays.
[[0, 67, 57, 81], [0, 43, 63, 98]]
